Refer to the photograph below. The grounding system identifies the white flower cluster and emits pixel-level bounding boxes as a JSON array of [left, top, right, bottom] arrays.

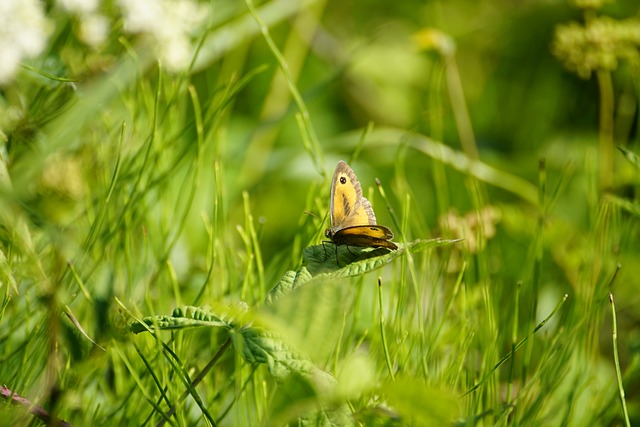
[[58, 0, 110, 47], [0, 0, 51, 84], [0, 0, 209, 85], [118, 0, 209, 72]]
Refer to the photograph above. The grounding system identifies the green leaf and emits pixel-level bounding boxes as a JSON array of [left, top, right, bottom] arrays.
[[267, 239, 459, 303], [261, 279, 352, 366], [335, 353, 376, 399], [305, 238, 460, 279], [266, 267, 313, 304], [232, 325, 356, 426], [129, 304, 246, 334], [267, 372, 354, 426], [233, 325, 335, 385]]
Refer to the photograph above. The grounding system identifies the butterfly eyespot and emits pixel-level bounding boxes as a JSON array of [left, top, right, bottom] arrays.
[[340, 177, 347, 184]]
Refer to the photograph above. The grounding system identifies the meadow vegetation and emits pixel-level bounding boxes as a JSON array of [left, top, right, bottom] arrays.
[[1, 0, 639, 425]]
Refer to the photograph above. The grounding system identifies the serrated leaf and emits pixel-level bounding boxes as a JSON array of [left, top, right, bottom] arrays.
[[305, 238, 460, 279], [265, 238, 460, 303], [268, 373, 353, 427], [297, 406, 353, 427], [303, 244, 389, 276], [266, 267, 313, 304], [130, 304, 246, 334], [233, 326, 335, 385], [261, 280, 351, 365], [233, 326, 354, 426], [617, 145, 640, 170]]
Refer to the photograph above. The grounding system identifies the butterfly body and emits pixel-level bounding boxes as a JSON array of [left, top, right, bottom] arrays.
[[325, 161, 398, 250]]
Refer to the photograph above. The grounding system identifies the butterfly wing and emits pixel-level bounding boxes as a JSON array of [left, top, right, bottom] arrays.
[[326, 160, 397, 251], [331, 225, 398, 250], [329, 161, 377, 231]]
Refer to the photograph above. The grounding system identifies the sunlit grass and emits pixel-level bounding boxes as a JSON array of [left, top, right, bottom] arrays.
[[1, 0, 639, 426]]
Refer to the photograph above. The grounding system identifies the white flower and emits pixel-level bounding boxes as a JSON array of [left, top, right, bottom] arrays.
[[119, 0, 164, 34], [118, 0, 209, 71], [80, 13, 110, 47], [57, 0, 100, 15], [0, 0, 51, 84], [57, 0, 108, 47]]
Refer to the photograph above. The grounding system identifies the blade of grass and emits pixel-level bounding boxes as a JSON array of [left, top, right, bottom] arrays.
[[463, 293, 568, 396], [245, 0, 325, 174], [610, 291, 631, 427], [378, 277, 395, 381]]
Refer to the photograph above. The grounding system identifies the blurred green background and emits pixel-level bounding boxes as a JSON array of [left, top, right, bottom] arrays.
[[1, 0, 639, 425]]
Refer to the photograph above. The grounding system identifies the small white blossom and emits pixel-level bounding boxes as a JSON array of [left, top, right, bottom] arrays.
[[57, 0, 99, 14], [0, 0, 51, 84], [56, 0, 109, 48], [118, 0, 209, 71], [80, 13, 110, 47]]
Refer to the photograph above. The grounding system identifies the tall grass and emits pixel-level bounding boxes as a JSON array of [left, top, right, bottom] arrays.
[[1, 0, 639, 426]]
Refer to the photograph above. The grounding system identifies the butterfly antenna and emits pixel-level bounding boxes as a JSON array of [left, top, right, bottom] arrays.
[[304, 210, 331, 246], [304, 210, 328, 225], [304, 210, 320, 220]]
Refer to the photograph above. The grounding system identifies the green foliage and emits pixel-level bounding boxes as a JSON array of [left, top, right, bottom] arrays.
[[1, 0, 640, 426]]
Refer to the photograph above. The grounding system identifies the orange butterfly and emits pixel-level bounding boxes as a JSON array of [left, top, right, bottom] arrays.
[[325, 161, 397, 250]]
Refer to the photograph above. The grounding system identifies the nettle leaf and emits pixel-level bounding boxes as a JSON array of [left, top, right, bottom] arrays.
[[233, 326, 354, 426], [262, 280, 352, 366], [130, 303, 247, 334], [303, 244, 388, 276], [618, 145, 640, 170], [128, 238, 459, 426], [233, 326, 335, 386], [306, 238, 459, 279], [265, 266, 313, 304], [266, 238, 459, 303]]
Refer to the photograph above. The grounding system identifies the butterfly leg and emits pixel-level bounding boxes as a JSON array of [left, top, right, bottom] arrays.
[[322, 240, 337, 264]]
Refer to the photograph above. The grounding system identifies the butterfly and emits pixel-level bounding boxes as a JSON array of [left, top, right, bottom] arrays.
[[325, 160, 398, 251]]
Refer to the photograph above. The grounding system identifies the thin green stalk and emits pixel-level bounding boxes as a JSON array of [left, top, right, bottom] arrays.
[[596, 70, 614, 191], [523, 158, 546, 385], [244, 191, 265, 300], [507, 282, 521, 405], [464, 294, 568, 396], [444, 54, 479, 160], [118, 341, 175, 426], [378, 277, 395, 381], [194, 160, 224, 305], [350, 122, 374, 165], [392, 193, 409, 328], [158, 342, 217, 426], [80, 121, 124, 254], [217, 364, 258, 424], [245, 0, 325, 174], [375, 176, 409, 331], [405, 132, 537, 204], [242, 0, 327, 186], [610, 291, 631, 427]]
